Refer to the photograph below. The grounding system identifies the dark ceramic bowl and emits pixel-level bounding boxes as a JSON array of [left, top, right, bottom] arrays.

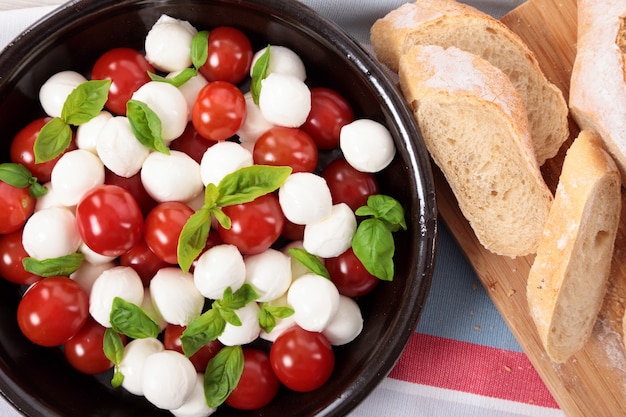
[[0, 1, 437, 416]]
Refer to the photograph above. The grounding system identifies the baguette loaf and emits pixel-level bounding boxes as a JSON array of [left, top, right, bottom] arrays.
[[527, 130, 621, 363], [399, 45, 553, 257], [370, 0, 569, 165]]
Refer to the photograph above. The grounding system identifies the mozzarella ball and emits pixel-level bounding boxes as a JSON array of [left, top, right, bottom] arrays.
[[145, 15, 197, 73], [141, 291, 168, 331], [35, 182, 68, 212], [244, 249, 292, 302], [51, 149, 105, 206], [79, 241, 116, 265], [194, 244, 246, 300], [303, 203, 357, 258], [120, 337, 164, 396], [200, 141, 253, 186], [89, 266, 145, 327], [237, 91, 274, 143], [251, 45, 306, 81], [259, 293, 296, 342], [70, 260, 116, 295], [259, 73, 311, 128], [76, 111, 112, 153], [140, 150, 203, 203], [131, 81, 188, 143], [96, 116, 150, 178], [340, 119, 396, 173], [150, 267, 204, 326], [167, 71, 208, 121], [322, 295, 363, 345], [218, 302, 261, 346], [142, 350, 197, 410], [39, 70, 88, 118], [287, 273, 340, 332], [278, 172, 332, 225], [171, 373, 217, 417], [22, 206, 81, 259]]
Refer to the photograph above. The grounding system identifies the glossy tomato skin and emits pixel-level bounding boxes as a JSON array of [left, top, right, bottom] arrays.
[[253, 127, 318, 173], [226, 348, 280, 410], [163, 324, 223, 372], [0, 181, 35, 235], [64, 317, 122, 374], [322, 158, 380, 212], [199, 26, 253, 84], [144, 201, 194, 264], [75, 184, 144, 257], [17, 276, 89, 347], [0, 229, 40, 285], [301, 87, 354, 150], [270, 326, 334, 392], [326, 247, 379, 297], [119, 238, 170, 286], [91, 47, 154, 115], [218, 193, 284, 255], [192, 81, 246, 141], [170, 123, 217, 164], [104, 169, 157, 217]]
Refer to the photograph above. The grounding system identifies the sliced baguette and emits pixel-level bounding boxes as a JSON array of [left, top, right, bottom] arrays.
[[370, 0, 569, 165], [399, 45, 553, 257], [527, 130, 621, 363]]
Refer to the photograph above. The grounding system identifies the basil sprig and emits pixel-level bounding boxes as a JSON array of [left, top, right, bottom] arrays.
[[204, 345, 244, 408], [22, 253, 85, 277], [258, 302, 294, 334], [250, 45, 270, 105], [0, 163, 47, 198], [109, 297, 161, 339], [126, 99, 169, 154], [287, 247, 329, 279], [148, 30, 210, 87], [103, 328, 125, 388]]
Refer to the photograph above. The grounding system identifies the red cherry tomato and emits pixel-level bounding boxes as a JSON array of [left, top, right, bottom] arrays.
[[301, 87, 354, 150], [326, 247, 379, 297], [75, 184, 144, 257], [226, 348, 280, 410], [119, 238, 170, 286], [144, 201, 194, 264], [17, 276, 89, 347], [281, 218, 305, 241], [253, 127, 318, 173], [322, 158, 380, 212], [163, 324, 223, 372], [199, 26, 253, 84], [270, 326, 334, 392], [104, 169, 157, 217], [0, 181, 35, 235], [192, 81, 246, 141], [64, 317, 122, 375], [91, 47, 154, 115], [170, 123, 217, 164], [0, 229, 40, 285], [218, 193, 284, 255]]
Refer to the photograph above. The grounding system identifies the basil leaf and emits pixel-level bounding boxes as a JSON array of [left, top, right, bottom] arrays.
[[211, 207, 231, 229], [259, 303, 294, 333], [126, 99, 169, 154], [109, 297, 161, 339], [181, 309, 226, 357], [103, 328, 125, 388], [356, 194, 407, 232], [22, 253, 84, 277], [178, 208, 212, 273], [61, 79, 111, 126], [250, 45, 270, 105], [148, 68, 197, 88], [217, 284, 258, 311], [218, 308, 242, 327], [34, 117, 72, 163], [0, 163, 34, 189], [352, 218, 395, 281], [191, 30, 210, 69], [288, 247, 330, 279], [204, 345, 244, 408], [216, 165, 291, 207], [204, 183, 220, 208]]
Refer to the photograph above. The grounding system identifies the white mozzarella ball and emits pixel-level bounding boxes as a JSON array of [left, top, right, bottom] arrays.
[[278, 172, 332, 225], [142, 350, 197, 410], [145, 15, 197, 73], [150, 268, 204, 326], [287, 273, 340, 332], [303, 203, 357, 258], [218, 302, 261, 346], [259, 73, 311, 128], [193, 244, 246, 300], [171, 373, 217, 417], [244, 249, 292, 302], [322, 295, 363, 346], [79, 242, 116, 265], [141, 291, 168, 331], [96, 116, 150, 178], [39, 70, 88, 118], [167, 71, 208, 121], [140, 150, 203, 203], [259, 294, 296, 342], [131, 81, 188, 143], [76, 111, 112, 153], [251, 45, 306, 81], [237, 91, 274, 143], [51, 149, 105, 206], [340, 119, 396, 173], [70, 260, 116, 295], [35, 182, 68, 212], [120, 337, 164, 396], [22, 206, 81, 259], [200, 141, 253, 186], [89, 266, 145, 327]]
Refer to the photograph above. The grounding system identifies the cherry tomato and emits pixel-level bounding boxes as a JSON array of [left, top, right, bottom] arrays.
[[64, 317, 122, 375], [270, 326, 334, 392], [163, 324, 223, 372], [253, 127, 318, 173], [326, 247, 379, 297], [192, 81, 246, 141], [119, 238, 170, 286], [301, 87, 354, 150], [199, 26, 253, 84], [218, 193, 284, 255], [226, 348, 280, 410], [75, 184, 144, 257], [281, 218, 305, 241], [104, 168, 157, 217], [91, 47, 155, 115], [322, 158, 380, 212], [170, 123, 217, 164], [144, 201, 194, 264], [0, 181, 35, 235], [17, 276, 89, 347], [0, 229, 40, 285]]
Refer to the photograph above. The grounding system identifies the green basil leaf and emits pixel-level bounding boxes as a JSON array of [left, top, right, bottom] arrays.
[[27, 181, 49, 199], [356, 194, 406, 232], [216, 165, 291, 207], [33, 117, 72, 163], [250, 45, 270, 105], [204, 345, 244, 408], [103, 328, 125, 388], [204, 183, 220, 208], [218, 284, 258, 311], [258, 303, 294, 333], [0, 163, 49, 198], [181, 309, 226, 357], [191, 30, 210, 69], [288, 247, 330, 279], [218, 308, 242, 327], [148, 68, 197, 88], [126, 99, 169, 154], [22, 253, 84, 277], [109, 297, 161, 339], [178, 208, 212, 273], [352, 218, 395, 281], [61, 79, 111, 126], [211, 207, 231, 229]]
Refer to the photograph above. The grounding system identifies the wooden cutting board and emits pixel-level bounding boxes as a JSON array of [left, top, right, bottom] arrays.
[[434, 0, 626, 416]]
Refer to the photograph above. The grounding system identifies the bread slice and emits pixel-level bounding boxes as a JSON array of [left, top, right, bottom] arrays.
[[399, 45, 553, 257], [570, 0, 626, 180], [527, 130, 621, 363], [370, 0, 569, 165]]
